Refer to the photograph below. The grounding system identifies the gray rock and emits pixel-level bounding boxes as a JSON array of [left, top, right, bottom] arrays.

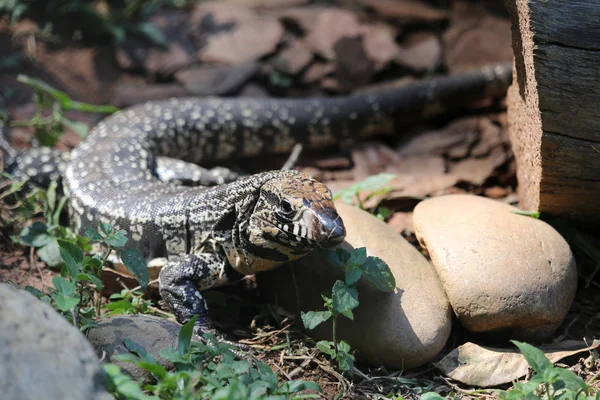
[[87, 314, 182, 381], [0, 283, 111, 400], [257, 203, 452, 369], [413, 194, 578, 340]]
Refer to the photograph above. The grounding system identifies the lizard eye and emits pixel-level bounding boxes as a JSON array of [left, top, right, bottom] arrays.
[[280, 199, 294, 214]]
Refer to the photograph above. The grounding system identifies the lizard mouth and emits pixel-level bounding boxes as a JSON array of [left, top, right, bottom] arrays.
[[259, 208, 346, 249]]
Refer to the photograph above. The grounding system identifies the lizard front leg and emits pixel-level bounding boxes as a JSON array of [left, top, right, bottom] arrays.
[[158, 253, 233, 338]]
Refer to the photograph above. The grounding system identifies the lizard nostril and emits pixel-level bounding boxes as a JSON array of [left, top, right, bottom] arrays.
[[316, 208, 346, 247]]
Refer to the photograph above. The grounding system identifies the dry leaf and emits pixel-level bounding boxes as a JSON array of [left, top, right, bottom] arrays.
[[435, 340, 600, 387]]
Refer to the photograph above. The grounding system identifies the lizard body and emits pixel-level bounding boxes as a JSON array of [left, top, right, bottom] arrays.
[[2, 63, 512, 336]]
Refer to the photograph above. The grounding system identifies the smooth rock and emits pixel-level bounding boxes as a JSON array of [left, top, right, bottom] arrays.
[[413, 194, 577, 340], [257, 203, 452, 369], [87, 314, 182, 381], [0, 283, 111, 400]]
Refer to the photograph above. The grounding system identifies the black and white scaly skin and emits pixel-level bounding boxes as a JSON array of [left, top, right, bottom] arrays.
[[2, 63, 513, 337]]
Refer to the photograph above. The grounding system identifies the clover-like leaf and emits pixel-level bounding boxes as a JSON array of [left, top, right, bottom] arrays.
[[362, 256, 395, 292], [120, 248, 149, 288], [301, 310, 332, 330], [331, 280, 359, 315]]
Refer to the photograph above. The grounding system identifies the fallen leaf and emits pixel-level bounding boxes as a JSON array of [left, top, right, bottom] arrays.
[[117, 9, 196, 78], [334, 36, 375, 89], [361, 23, 401, 70], [175, 63, 259, 95], [111, 82, 188, 108], [451, 146, 507, 185], [273, 40, 313, 75], [305, 8, 363, 59], [396, 32, 442, 72], [435, 340, 600, 387], [387, 212, 414, 233], [222, 0, 309, 9], [358, 0, 447, 22], [397, 117, 480, 157], [199, 16, 284, 65], [444, 12, 512, 73]]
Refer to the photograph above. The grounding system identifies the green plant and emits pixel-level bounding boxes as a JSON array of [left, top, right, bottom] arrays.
[[105, 316, 323, 399], [25, 220, 148, 331], [422, 341, 599, 400], [17, 179, 89, 266], [7, 75, 118, 147], [300, 247, 396, 372], [104, 288, 154, 316], [497, 341, 597, 400], [333, 173, 395, 220], [0, 0, 190, 46]]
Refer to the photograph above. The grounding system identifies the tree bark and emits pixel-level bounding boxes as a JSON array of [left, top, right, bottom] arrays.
[[504, 0, 600, 224]]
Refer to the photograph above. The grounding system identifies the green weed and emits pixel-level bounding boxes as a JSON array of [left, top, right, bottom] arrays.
[[301, 247, 396, 372], [422, 341, 600, 400], [333, 173, 395, 221], [0, 0, 190, 46], [8, 75, 118, 147]]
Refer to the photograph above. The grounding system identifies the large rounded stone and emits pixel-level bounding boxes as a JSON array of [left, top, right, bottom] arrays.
[[0, 283, 111, 400], [87, 314, 182, 381], [257, 203, 452, 369], [413, 194, 577, 340]]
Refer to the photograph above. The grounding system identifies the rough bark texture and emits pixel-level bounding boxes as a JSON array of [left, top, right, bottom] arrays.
[[505, 0, 600, 223]]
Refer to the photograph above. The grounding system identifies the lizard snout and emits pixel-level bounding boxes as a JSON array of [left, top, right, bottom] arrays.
[[314, 208, 346, 247]]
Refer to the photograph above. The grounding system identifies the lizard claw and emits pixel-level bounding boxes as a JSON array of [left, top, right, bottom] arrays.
[[193, 324, 250, 352]]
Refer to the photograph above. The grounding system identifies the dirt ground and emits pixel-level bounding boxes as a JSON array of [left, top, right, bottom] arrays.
[[1, 0, 599, 398]]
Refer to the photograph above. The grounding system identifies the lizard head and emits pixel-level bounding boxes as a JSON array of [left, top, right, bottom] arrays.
[[240, 171, 346, 271]]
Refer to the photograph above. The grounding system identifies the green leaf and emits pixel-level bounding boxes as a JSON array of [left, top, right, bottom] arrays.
[[356, 173, 395, 192], [318, 248, 349, 269], [17, 75, 71, 107], [58, 239, 84, 277], [52, 276, 76, 296], [301, 310, 332, 330], [120, 248, 149, 288], [158, 347, 186, 364], [279, 380, 322, 395], [103, 364, 150, 400], [511, 210, 541, 219], [54, 294, 80, 311], [346, 247, 367, 268], [37, 240, 63, 267], [68, 100, 118, 114], [316, 340, 335, 356], [333, 173, 395, 204], [511, 340, 554, 374], [20, 222, 53, 247], [46, 180, 57, 212], [76, 273, 103, 290], [52, 195, 69, 226], [553, 368, 588, 394], [104, 299, 135, 314], [335, 341, 355, 371], [60, 117, 88, 137], [104, 229, 128, 248], [137, 361, 167, 379], [345, 264, 362, 285], [99, 222, 113, 235], [376, 206, 392, 221], [84, 226, 104, 241], [178, 315, 198, 356], [420, 393, 448, 400], [362, 256, 396, 292], [331, 281, 359, 315]]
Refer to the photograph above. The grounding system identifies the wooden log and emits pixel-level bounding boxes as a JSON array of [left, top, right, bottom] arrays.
[[504, 0, 600, 223]]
